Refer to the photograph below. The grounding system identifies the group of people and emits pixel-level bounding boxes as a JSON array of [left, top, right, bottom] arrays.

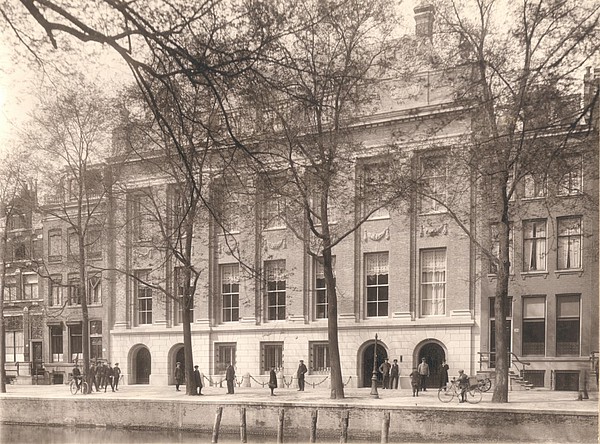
[[408, 357, 450, 397], [377, 358, 401, 389], [72, 361, 122, 393]]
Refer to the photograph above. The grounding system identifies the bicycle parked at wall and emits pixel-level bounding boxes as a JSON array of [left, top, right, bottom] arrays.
[[438, 377, 482, 404], [69, 375, 88, 395], [477, 377, 492, 392]]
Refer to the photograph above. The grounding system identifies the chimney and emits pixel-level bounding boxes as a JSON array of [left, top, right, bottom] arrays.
[[414, 1, 435, 39]]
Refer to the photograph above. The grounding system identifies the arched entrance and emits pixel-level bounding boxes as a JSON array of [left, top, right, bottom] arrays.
[[169, 344, 186, 385], [417, 341, 446, 389], [132, 346, 151, 384], [361, 343, 388, 387]]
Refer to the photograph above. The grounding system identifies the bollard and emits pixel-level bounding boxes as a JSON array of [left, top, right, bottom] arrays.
[[340, 410, 349, 443], [212, 406, 223, 443], [240, 407, 247, 443], [277, 408, 285, 444], [310, 410, 318, 443], [381, 411, 390, 443], [244, 372, 252, 388]]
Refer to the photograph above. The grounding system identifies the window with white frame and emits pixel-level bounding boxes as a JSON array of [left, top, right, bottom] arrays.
[[420, 249, 446, 316], [362, 164, 390, 220], [265, 260, 286, 321], [215, 343, 236, 375], [264, 194, 287, 229], [315, 257, 335, 319], [48, 229, 62, 261], [221, 264, 240, 322], [420, 156, 447, 213], [522, 296, 546, 356], [523, 173, 547, 199], [175, 267, 193, 324], [67, 274, 81, 305], [135, 271, 153, 325], [310, 342, 330, 374], [50, 325, 63, 362], [3, 277, 16, 301], [558, 154, 582, 196], [557, 216, 582, 270], [490, 223, 514, 274], [261, 342, 283, 374], [5, 316, 24, 363], [69, 323, 82, 362], [90, 320, 103, 360], [49, 275, 63, 306], [556, 294, 580, 356], [22, 274, 38, 300], [522, 220, 547, 272], [365, 252, 389, 317], [87, 273, 102, 305]]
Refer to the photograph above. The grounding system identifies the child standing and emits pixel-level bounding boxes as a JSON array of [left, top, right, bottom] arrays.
[[409, 367, 420, 397]]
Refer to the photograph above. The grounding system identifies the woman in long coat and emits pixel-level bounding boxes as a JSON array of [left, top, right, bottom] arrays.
[[440, 360, 450, 389], [268, 367, 277, 396]]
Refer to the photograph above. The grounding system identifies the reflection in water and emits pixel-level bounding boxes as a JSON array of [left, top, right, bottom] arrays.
[[1, 424, 239, 444]]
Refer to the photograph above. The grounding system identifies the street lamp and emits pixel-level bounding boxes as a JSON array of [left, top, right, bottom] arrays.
[[370, 334, 379, 398]]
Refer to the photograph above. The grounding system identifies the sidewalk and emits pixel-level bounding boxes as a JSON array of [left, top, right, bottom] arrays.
[[2, 383, 598, 414]]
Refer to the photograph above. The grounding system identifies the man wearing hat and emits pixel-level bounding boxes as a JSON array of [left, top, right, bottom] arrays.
[[457, 369, 469, 403], [193, 365, 203, 395], [297, 359, 308, 391], [113, 363, 122, 391], [174, 362, 184, 392]]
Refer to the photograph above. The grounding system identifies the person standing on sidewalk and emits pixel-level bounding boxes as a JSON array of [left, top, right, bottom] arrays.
[[89, 362, 97, 392], [417, 357, 430, 392], [174, 362, 184, 392], [409, 368, 420, 397], [268, 367, 277, 396], [193, 365, 203, 395], [225, 363, 236, 394], [113, 363, 122, 391], [390, 359, 400, 389], [297, 360, 308, 391], [379, 358, 391, 389], [439, 360, 449, 390], [106, 363, 115, 392]]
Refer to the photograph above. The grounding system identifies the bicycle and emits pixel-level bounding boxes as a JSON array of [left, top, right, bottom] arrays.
[[69, 376, 89, 395], [478, 377, 492, 392], [438, 378, 482, 404]]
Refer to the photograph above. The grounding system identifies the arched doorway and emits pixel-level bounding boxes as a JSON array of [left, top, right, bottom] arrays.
[[170, 345, 185, 385], [361, 343, 388, 387], [133, 347, 151, 384], [417, 341, 446, 389]]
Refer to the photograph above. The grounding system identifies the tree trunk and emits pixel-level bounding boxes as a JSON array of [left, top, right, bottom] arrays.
[[79, 232, 91, 393], [0, 210, 7, 393], [324, 246, 344, 399]]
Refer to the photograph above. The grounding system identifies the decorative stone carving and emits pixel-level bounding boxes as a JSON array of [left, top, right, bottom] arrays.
[[364, 227, 390, 242], [420, 223, 447, 237], [264, 237, 287, 251]]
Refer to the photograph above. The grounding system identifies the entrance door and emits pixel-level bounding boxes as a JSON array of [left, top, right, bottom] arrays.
[[418, 343, 445, 389], [362, 343, 387, 387], [175, 347, 185, 384], [135, 348, 151, 384], [32, 342, 43, 375]]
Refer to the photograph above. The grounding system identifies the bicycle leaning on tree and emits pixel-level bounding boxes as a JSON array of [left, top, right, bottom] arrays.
[[69, 375, 89, 395], [438, 377, 483, 404]]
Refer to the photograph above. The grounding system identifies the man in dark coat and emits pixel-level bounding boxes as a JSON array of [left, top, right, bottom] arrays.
[[113, 363, 122, 391], [439, 360, 450, 390], [297, 360, 308, 391], [174, 362, 184, 392], [225, 364, 235, 394], [106, 363, 114, 392], [390, 359, 400, 389], [72, 364, 82, 390], [89, 363, 97, 392], [97, 362, 107, 391], [193, 365, 203, 395], [379, 358, 391, 389], [268, 367, 277, 396]]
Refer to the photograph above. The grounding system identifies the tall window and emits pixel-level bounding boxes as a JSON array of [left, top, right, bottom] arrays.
[[86, 227, 102, 259], [3, 278, 16, 301], [67, 275, 81, 305], [48, 229, 62, 261], [556, 295, 580, 356], [136, 271, 153, 325], [49, 275, 63, 306], [261, 342, 283, 374], [13, 241, 28, 260], [90, 320, 103, 360], [175, 267, 194, 323], [557, 217, 582, 270], [365, 252, 389, 317], [310, 342, 330, 374], [22, 274, 38, 300], [523, 173, 546, 199], [361, 164, 390, 219], [264, 194, 286, 229], [87, 273, 102, 305], [221, 264, 240, 322], [522, 296, 546, 356], [523, 220, 547, 272], [558, 154, 582, 196], [220, 190, 241, 233], [67, 230, 78, 258], [50, 325, 63, 362], [315, 257, 336, 319], [420, 249, 446, 316], [5, 317, 24, 362], [132, 193, 154, 241], [490, 224, 514, 274], [215, 343, 236, 375], [265, 260, 286, 321], [69, 324, 83, 362], [420, 156, 447, 213], [489, 297, 513, 368]]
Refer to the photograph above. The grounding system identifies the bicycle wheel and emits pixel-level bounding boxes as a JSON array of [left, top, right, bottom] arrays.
[[80, 382, 89, 394], [466, 387, 482, 404], [69, 380, 78, 395], [480, 378, 492, 392], [438, 387, 454, 403]]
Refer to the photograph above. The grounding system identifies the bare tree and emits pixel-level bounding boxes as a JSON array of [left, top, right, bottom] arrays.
[[415, 0, 600, 403]]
